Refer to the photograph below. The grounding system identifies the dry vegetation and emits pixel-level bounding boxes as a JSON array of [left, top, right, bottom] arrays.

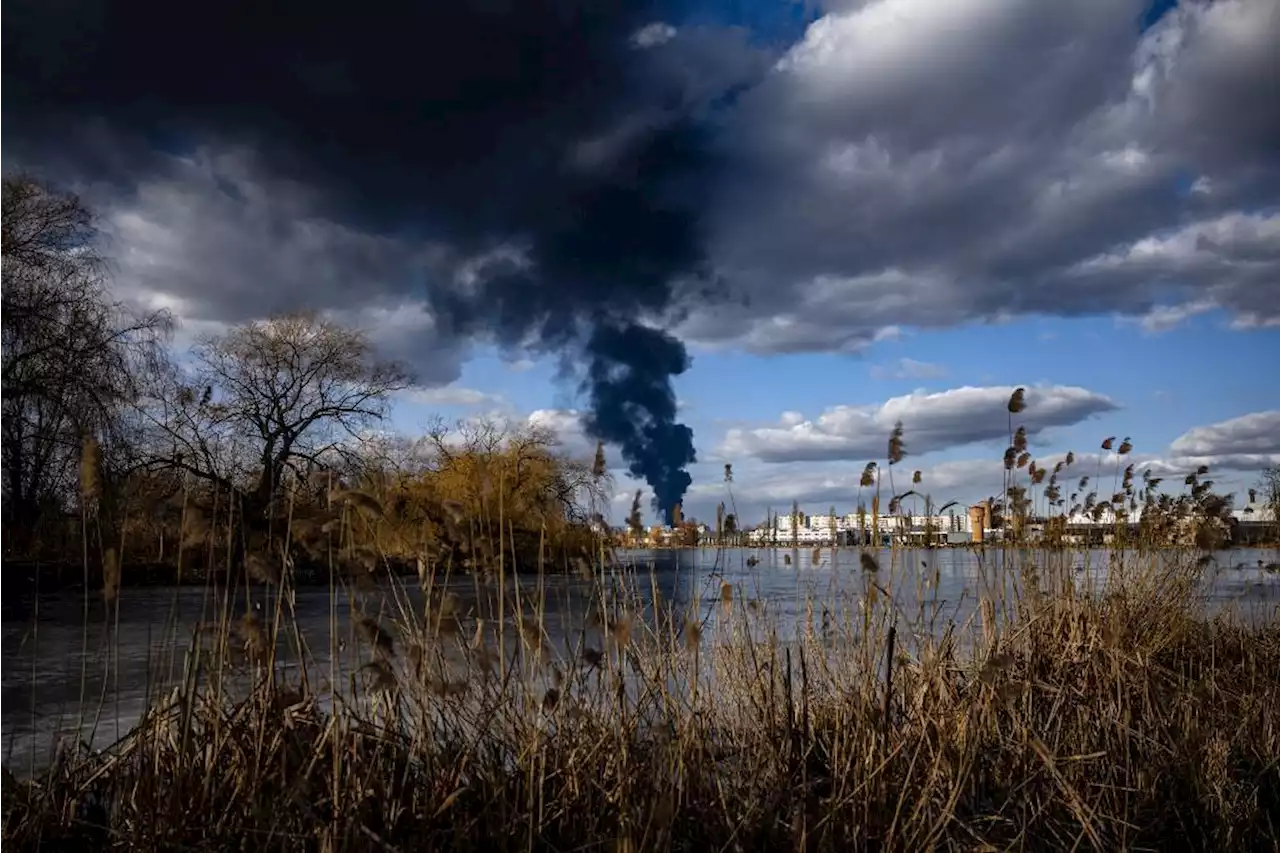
[[5, 382, 1280, 851], [85, 415, 611, 589], [4, 545, 1279, 851], [2, 176, 611, 588]]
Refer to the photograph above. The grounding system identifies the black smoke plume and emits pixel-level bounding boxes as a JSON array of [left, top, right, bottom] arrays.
[[583, 323, 695, 525], [3, 0, 758, 518]]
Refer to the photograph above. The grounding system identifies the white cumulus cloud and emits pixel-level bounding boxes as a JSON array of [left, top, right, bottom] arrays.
[[720, 385, 1118, 463]]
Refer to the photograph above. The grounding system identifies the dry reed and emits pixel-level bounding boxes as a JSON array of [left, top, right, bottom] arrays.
[[8, 544, 1279, 853]]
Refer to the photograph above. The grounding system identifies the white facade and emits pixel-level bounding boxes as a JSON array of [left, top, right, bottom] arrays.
[[1234, 501, 1276, 523], [735, 498, 1275, 547], [744, 509, 970, 544], [1064, 508, 1136, 526]]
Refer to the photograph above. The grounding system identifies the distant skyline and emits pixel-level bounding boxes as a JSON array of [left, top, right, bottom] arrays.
[[4, 0, 1277, 526]]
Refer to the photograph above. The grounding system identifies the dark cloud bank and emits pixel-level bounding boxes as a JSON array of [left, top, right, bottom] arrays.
[[3, 0, 769, 521]]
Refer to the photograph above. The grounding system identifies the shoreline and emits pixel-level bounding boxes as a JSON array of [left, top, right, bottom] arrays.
[[6, 542, 1278, 595]]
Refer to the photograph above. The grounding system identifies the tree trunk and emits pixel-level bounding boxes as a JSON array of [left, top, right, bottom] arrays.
[[255, 462, 276, 508]]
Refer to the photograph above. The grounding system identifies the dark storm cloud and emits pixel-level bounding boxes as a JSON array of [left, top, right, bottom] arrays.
[[4, 0, 726, 242], [3, 0, 769, 514]]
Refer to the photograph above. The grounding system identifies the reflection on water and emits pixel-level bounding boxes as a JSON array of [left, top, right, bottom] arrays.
[[3, 546, 1277, 774]]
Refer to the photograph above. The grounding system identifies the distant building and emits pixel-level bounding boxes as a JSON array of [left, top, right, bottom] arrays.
[[728, 495, 1273, 549], [1233, 501, 1276, 524], [743, 506, 971, 545]]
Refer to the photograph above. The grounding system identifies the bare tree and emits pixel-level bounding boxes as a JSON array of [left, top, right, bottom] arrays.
[[346, 431, 434, 485], [131, 359, 255, 495], [1, 175, 171, 552], [2, 174, 100, 302], [139, 312, 411, 513]]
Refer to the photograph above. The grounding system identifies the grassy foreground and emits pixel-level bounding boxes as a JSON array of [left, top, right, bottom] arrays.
[[4, 546, 1279, 852]]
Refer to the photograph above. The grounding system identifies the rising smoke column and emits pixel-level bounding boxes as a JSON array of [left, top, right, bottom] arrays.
[[583, 322, 695, 524], [427, 114, 716, 521]]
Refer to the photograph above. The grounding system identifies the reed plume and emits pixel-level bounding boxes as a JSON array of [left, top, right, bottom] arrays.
[[887, 421, 906, 465], [79, 435, 103, 503], [237, 614, 268, 661], [1007, 387, 1026, 413], [469, 619, 494, 674], [102, 547, 120, 603], [607, 615, 632, 647], [682, 618, 702, 650], [180, 507, 210, 550]]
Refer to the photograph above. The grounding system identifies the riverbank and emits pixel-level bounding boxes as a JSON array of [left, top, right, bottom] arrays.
[[4, 547, 1279, 852], [3, 555, 424, 595], [10, 540, 1278, 597]]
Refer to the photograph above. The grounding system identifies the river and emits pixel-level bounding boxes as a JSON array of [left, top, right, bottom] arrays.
[[4, 545, 1277, 775]]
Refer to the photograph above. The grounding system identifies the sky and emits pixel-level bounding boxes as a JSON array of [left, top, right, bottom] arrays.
[[4, 0, 1278, 527]]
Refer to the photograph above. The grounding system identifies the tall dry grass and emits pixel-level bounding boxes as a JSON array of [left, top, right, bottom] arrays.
[[4, 400, 1279, 852], [5, 545, 1278, 852]]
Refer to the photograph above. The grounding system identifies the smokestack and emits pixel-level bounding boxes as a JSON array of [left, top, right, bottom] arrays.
[[968, 503, 988, 544]]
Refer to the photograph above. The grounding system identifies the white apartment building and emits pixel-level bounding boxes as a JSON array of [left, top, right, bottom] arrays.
[[745, 508, 971, 545], [736, 496, 1274, 547]]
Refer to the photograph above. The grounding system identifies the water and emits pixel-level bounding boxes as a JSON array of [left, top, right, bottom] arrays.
[[4, 546, 1277, 775]]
